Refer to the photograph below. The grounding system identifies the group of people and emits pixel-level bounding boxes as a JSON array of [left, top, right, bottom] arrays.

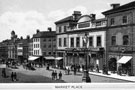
[[51, 70, 62, 80], [11, 72, 18, 82]]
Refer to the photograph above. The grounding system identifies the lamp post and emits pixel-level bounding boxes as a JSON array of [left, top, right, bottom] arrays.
[[82, 32, 91, 83]]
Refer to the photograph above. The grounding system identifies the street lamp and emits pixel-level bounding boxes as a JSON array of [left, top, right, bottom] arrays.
[[82, 32, 91, 83]]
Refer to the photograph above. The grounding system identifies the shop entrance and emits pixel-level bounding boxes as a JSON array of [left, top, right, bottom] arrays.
[[108, 58, 117, 72]]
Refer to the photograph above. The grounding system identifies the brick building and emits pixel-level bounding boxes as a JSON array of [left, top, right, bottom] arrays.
[[102, 1, 135, 75]]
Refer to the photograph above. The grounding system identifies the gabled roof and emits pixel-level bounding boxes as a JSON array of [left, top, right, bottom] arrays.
[[102, 1, 135, 15], [55, 16, 75, 24], [33, 31, 56, 38]]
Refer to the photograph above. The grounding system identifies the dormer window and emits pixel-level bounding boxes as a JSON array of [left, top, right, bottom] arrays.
[[122, 16, 128, 24]]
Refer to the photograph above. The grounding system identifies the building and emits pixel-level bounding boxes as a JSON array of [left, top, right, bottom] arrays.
[[32, 29, 56, 64], [102, 1, 135, 75], [55, 11, 82, 68], [28, 38, 33, 56], [8, 31, 18, 62], [55, 11, 107, 70]]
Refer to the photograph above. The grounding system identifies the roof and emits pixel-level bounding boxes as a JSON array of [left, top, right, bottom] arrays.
[[55, 16, 75, 24], [33, 31, 56, 38], [102, 1, 135, 15], [93, 18, 107, 23]]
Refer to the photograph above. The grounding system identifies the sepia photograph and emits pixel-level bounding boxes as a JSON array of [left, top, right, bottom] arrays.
[[0, 0, 135, 89]]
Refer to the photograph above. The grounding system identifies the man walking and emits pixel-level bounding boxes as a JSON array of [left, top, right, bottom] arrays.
[[58, 71, 62, 80]]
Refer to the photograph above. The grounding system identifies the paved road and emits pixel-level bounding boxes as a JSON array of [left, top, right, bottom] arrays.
[[0, 66, 131, 83]]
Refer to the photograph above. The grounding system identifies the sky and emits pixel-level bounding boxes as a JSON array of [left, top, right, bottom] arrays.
[[0, 0, 133, 42]]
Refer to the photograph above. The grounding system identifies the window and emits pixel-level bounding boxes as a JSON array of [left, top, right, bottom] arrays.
[[89, 37, 93, 46], [64, 26, 67, 32], [44, 38, 46, 42], [59, 38, 62, 47], [53, 38, 56, 41], [44, 45, 46, 48], [48, 45, 51, 48], [49, 52, 51, 55], [110, 18, 115, 25], [76, 37, 80, 47], [53, 45, 56, 48], [97, 36, 101, 47], [64, 38, 67, 47], [48, 38, 51, 42], [70, 38, 74, 47], [111, 36, 116, 45], [122, 16, 128, 24], [44, 52, 46, 56], [59, 26, 62, 33], [123, 35, 129, 45]]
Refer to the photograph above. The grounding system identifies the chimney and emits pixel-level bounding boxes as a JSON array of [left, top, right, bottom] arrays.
[[90, 14, 96, 20], [72, 11, 82, 20], [36, 29, 40, 33], [111, 3, 120, 9], [48, 27, 52, 32]]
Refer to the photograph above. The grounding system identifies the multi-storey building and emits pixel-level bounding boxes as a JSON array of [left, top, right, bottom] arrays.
[[55, 11, 81, 68], [32, 29, 56, 57], [28, 39, 33, 56], [102, 1, 135, 75], [55, 11, 107, 70]]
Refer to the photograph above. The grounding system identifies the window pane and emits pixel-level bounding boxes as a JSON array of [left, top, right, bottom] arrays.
[[97, 36, 101, 46], [89, 37, 93, 46], [76, 37, 80, 47], [123, 35, 129, 45], [111, 36, 116, 45], [70, 38, 74, 47]]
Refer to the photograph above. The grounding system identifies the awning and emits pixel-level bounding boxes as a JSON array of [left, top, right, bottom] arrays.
[[44, 56, 55, 60], [117, 56, 132, 64], [0, 64, 6, 68], [28, 56, 39, 61], [55, 57, 63, 60]]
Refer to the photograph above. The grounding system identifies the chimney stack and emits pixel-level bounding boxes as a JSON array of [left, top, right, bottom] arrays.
[[90, 14, 96, 20], [36, 29, 40, 33], [48, 27, 52, 32], [111, 3, 120, 9], [72, 11, 82, 20]]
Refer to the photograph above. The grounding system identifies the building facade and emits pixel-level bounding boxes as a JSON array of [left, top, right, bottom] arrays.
[[102, 1, 135, 75], [55, 11, 107, 70], [32, 29, 56, 57]]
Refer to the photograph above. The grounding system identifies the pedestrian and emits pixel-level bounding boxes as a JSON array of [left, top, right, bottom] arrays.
[[67, 68, 70, 75], [2, 68, 6, 78], [58, 71, 62, 80], [74, 67, 76, 75], [11, 72, 14, 81], [96, 64, 99, 73], [14, 72, 18, 81], [54, 70, 57, 80], [51, 71, 55, 80]]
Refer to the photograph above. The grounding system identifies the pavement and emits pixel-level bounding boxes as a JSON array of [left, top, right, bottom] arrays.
[[88, 70, 135, 82]]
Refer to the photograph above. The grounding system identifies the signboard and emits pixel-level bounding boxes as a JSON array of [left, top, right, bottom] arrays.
[[0, 64, 6, 68]]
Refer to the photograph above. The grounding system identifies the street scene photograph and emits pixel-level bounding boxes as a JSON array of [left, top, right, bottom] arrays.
[[1, 0, 135, 85]]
